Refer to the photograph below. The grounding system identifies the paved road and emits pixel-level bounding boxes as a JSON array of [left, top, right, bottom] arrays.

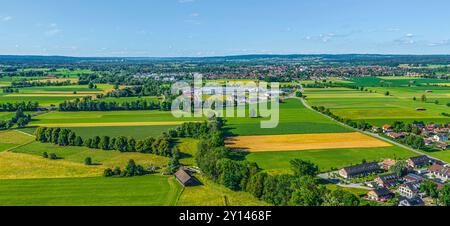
[[289, 94, 447, 164]]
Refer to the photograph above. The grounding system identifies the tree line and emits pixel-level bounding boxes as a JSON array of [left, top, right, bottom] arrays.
[[11, 80, 73, 88], [58, 97, 171, 111], [34, 127, 173, 157], [0, 101, 39, 112], [0, 109, 32, 130]]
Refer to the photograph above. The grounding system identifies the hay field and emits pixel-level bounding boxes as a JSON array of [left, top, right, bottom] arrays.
[[0, 152, 101, 179], [0, 130, 35, 152], [227, 132, 391, 152], [32, 121, 188, 128]]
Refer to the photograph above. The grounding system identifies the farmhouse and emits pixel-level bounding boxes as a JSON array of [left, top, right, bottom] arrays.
[[367, 188, 392, 202], [382, 124, 393, 133], [339, 162, 380, 179], [416, 108, 427, 111], [174, 169, 197, 187], [407, 155, 431, 168], [374, 173, 399, 188], [387, 132, 404, 139]]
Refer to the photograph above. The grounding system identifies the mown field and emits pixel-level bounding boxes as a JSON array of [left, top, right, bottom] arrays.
[[246, 146, 416, 174], [0, 130, 35, 152], [350, 76, 450, 87], [11, 141, 169, 172], [0, 176, 182, 206], [227, 99, 351, 136], [0, 84, 113, 106], [305, 87, 450, 126], [30, 110, 198, 125]]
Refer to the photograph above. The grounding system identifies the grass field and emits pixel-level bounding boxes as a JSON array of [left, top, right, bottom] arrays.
[[0, 151, 101, 179], [0, 130, 35, 152], [30, 110, 199, 126], [227, 99, 351, 136], [11, 141, 169, 170], [0, 84, 114, 106], [61, 125, 177, 139], [305, 87, 450, 126], [0, 175, 182, 206], [176, 138, 199, 166], [226, 132, 391, 152], [177, 174, 268, 206], [245, 146, 416, 174], [350, 76, 450, 87]]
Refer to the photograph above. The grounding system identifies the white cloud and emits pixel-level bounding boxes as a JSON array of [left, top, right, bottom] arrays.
[[190, 12, 200, 17], [1, 16, 12, 22], [394, 33, 416, 45], [428, 39, 450, 47], [178, 0, 195, 3], [45, 23, 62, 37]]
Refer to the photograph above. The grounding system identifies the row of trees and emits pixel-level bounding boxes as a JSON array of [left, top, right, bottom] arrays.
[[34, 127, 173, 157], [11, 80, 73, 88], [102, 80, 171, 98], [0, 110, 32, 130], [312, 106, 373, 131], [193, 118, 360, 206], [0, 101, 39, 112], [1, 87, 19, 93], [104, 160, 147, 177], [58, 97, 171, 111]]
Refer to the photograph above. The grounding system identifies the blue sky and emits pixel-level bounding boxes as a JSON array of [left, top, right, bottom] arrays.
[[0, 0, 449, 57]]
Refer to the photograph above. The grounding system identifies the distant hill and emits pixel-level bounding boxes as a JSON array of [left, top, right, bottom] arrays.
[[2, 54, 450, 65]]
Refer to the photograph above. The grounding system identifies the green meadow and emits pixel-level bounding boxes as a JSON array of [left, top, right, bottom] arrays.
[[62, 125, 177, 139], [350, 76, 450, 87], [227, 99, 351, 136], [0, 95, 78, 106], [305, 87, 450, 126], [245, 146, 416, 174], [11, 141, 169, 169], [0, 176, 182, 206], [30, 110, 199, 125]]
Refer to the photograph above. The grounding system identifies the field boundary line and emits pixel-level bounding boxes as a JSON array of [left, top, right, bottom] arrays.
[[13, 129, 35, 137]]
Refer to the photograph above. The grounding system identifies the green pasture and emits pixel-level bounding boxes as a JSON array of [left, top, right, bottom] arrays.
[[11, 141, 169, 169], [245, 146, 416, 174], [227, 98, 351, 136], [30, 110, 199, 125], [0, 175, 182, 206], [305, 87, 450, 126], [351, 76, 450, 87]]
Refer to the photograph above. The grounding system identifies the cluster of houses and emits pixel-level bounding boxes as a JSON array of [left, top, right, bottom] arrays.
[[374, 123, 449, 150], [338, 155, 450, 206]]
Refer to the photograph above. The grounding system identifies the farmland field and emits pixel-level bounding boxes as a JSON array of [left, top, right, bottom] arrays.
[[0, 175, 182, 206], [226, 132, 392, 152], [0, 151, 101, 179], [11, 141, 169, 170], [0, 130, 35, 152], [30, 110, 199, 126], [245, 146, 416, 174], [227, 99, 351, 136], [305, 87, 450, 126]]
